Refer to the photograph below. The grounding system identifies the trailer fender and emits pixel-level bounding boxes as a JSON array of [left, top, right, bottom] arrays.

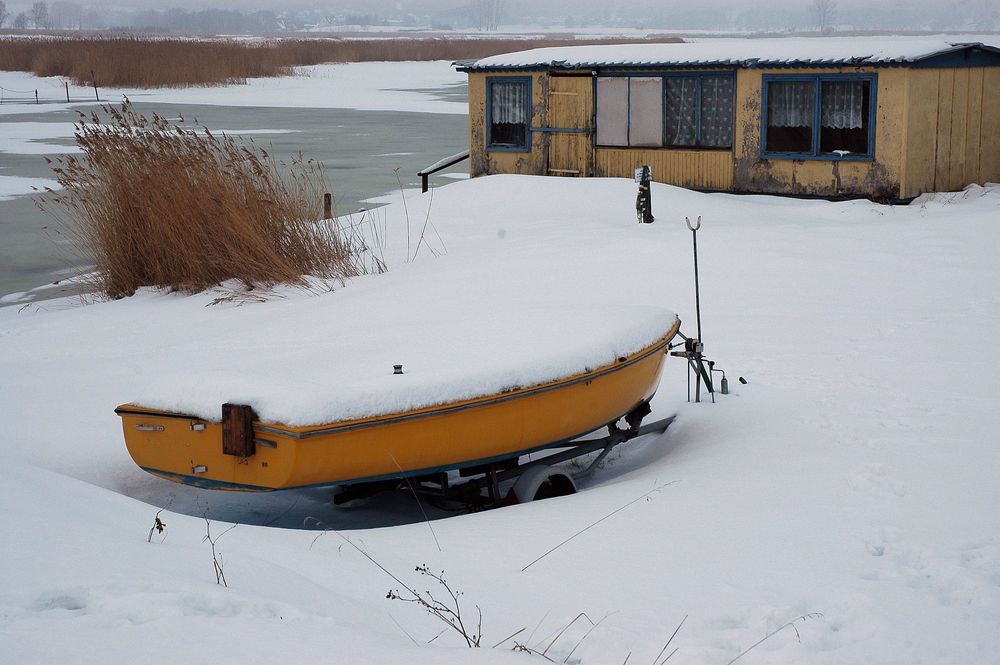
[[511, 465, 577, 503]]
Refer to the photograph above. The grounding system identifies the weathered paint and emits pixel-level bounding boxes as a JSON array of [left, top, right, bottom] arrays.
[[899, 67, 1000, 198], [547, 75, 595, 176], [468, 71, 549, 177], [466, 63, 999, 199], [731, 66, 905, 200]]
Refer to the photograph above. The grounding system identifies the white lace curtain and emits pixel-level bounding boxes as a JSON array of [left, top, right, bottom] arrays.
[[821, 80, 865, 129], [700, 77, 734, 147], [665, 78, 698, 145], [768, 79, 866, 130], [767, 80, 815, 128], [491, 81, 528, 124]]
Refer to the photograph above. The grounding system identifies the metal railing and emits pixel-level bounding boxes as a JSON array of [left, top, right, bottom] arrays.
[[417, 149, 470, 193]]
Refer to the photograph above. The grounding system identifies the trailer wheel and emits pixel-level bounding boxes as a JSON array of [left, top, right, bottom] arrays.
[[511, 466, 577, 503]]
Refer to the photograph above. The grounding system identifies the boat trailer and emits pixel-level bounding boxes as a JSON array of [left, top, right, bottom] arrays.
[[333, 402, 675, 509]]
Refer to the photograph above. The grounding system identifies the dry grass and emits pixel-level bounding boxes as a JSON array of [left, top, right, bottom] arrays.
[[0, 36, 681, 88], [38, 100, 362, 298]]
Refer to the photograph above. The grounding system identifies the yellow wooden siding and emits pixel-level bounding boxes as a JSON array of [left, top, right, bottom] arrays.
[[733, 67, 906, 199], [901, 69, 940, 196], [547, 75, 594, 176], [595, 149, 733, 189], [965, 68, 984, 187], [981, 68, 1000, 184], [900, 67, 998, 198], [467, 72, 548, 177], [470, 65, 999, 199]]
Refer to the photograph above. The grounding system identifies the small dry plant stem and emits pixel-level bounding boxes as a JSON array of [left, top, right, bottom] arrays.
[[387, 565, 482, 648], [388, 452, 442, 552], [521, 480, 679, 572], [202, 518, 238, 587], [306, 517, 481, 648], [147, 506, 168, 543], [652, 614, 687, 665], [393, 168, 412, 261], [724, 613, 824, 665]]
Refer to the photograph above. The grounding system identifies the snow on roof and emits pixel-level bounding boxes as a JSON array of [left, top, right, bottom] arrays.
[[462, 36, 1000, 70]]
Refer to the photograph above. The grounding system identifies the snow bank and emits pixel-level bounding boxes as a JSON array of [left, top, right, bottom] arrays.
[[2, 176, 999, 663]]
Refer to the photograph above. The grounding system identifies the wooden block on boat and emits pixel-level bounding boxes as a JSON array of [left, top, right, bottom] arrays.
[[222, 403, 256, 457]]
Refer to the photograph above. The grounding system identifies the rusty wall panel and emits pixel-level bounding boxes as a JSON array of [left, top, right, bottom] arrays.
[[468, 72, 550, 177], [732, 67, 903, 199]]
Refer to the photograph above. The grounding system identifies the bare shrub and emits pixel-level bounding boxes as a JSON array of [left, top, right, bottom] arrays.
[[39, 100, 364, 298]]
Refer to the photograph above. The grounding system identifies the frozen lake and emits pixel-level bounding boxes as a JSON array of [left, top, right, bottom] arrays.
[[0, 69, 468, 303]]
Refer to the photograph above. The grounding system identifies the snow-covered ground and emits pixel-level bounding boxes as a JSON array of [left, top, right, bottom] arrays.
[[1, 175, 998, 663]]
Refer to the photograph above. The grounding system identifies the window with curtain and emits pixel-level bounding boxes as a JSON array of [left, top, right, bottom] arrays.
[[764, 76, 874, 157], [488, 78, 531, 150], [598, 74, 734, 149], [665, 76, 735, 147]]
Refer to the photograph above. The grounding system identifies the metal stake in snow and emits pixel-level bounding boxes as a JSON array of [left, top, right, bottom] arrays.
[[687, 216, 703, 341], [669, 216, 719, 403]]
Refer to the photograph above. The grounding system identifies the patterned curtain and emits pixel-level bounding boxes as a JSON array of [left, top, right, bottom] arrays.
[[767, 80, 815, 128], [700, 77, 734, 148], [821, 80, 865, 129], [665, 78, 698, 145], [491, 81, 528, 124]]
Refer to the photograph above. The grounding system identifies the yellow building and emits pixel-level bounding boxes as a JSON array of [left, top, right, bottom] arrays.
[[457, 37, 1000, 200]]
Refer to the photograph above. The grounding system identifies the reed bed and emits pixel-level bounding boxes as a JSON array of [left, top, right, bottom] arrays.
[[39, 100, 363, 298], [0, 36, 681, 88]]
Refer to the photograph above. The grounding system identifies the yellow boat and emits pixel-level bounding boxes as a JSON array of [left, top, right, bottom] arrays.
[[117, 317, 681, 492]]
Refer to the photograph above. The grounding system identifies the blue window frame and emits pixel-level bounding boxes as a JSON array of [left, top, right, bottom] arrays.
[[486, 77, 532, 152], [663, 72, 736, 149], [761, 73, 877, 161], [594, 72, 736, 150]]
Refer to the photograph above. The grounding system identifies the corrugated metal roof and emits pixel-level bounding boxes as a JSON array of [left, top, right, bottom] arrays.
[[459, 36, 1000, 71]]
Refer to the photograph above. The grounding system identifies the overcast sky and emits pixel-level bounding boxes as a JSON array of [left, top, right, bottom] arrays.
[[3, 0, 997, 31]]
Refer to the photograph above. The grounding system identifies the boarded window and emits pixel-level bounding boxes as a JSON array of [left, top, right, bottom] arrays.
[[764, 76, 874, 157], [598, 74, 734, 149], [628, 77, 664, 147], [488, 78, 530, 149], [596, 77, 629, 146]]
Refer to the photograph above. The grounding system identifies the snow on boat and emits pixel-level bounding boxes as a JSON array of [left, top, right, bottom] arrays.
[[116, 316, 681, 492]]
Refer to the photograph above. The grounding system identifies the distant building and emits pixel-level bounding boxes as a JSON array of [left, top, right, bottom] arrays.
[[457, 38, 1000, 200]]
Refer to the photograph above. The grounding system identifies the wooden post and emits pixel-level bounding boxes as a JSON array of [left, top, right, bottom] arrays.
[[222, 403, 256, 458], [323, 192, 332, 219], [64, 81, 70, 103], [35, 89, 39, 104], [91, 70, 99, 101], [421, 174, 429, 193]]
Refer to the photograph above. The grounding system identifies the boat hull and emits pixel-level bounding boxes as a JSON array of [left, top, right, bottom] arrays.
[[117, 318, 680, 491]]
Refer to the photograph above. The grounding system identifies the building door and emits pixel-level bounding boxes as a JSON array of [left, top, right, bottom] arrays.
[[545, 75, 594, 176]]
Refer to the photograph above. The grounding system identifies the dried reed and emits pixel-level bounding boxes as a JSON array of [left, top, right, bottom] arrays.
[[0, 36, 681, 88], [39, 99, 363, 298]]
